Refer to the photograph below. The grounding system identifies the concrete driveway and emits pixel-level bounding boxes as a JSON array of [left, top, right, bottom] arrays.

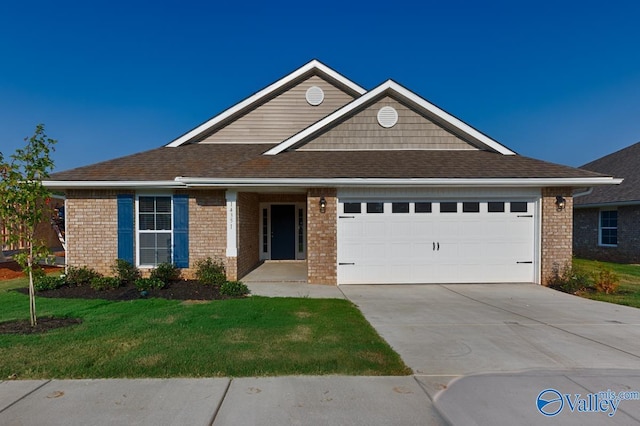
[[340, 284, 640, 375]]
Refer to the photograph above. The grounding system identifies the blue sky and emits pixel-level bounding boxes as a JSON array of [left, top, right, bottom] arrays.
[[1, 0, 639, 172]]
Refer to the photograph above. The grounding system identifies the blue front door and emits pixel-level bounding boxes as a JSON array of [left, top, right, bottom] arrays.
[[271, 204, 296, 260]]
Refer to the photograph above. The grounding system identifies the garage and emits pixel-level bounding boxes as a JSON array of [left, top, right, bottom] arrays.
[[337, 198, 537, 284]]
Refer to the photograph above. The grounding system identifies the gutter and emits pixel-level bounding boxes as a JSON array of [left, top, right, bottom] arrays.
[[573, 187, 594, 198], [42, 176, 623, 190]]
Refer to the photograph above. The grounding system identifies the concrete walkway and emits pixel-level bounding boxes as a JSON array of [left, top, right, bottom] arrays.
[[3, 283, 640, 425]]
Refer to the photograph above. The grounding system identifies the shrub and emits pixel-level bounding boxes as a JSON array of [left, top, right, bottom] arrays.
[[593, 265, 619, 294], [195, 257, 226, 286], [150, 263, 181, 285], [66, 266, 101, 286], [111, 259, 141, 284], [220, 280, 250, 297], [548, 262, 590, 294], [90, 276, 122, 291], [134, 277, 166, 291], [34, 275, 66, 291]]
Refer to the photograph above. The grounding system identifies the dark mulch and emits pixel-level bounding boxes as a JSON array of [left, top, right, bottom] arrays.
[[15, 280, 229, 301], [0, 316, 83, 335]]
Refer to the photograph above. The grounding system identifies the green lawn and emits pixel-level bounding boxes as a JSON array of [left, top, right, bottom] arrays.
[[0, 276, 410, 379], [573, 258, 640, 308]]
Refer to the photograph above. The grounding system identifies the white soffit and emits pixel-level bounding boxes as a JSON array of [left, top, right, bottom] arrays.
[[264, 80, 517, 156], [165, 60, 366, 148]]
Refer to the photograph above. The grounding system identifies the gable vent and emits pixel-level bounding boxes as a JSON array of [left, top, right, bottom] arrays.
[[377, 106, 398, 128], [305, 86, 325, 106]]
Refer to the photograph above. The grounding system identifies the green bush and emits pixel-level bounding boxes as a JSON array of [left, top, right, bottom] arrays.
[[66, 266, 102, 286], [593, 265, 619, 294], [220, 281, 250, 297], [195, 257, 226, 286], [548, 262, 590, 294], [34, 275, 66, 291], [150, 263, 181, 285], [90, 276, 122, 291], [111, 259, 141, 284], [134, 277, 166, 291]]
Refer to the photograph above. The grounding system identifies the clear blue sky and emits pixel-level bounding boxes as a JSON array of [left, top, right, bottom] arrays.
[[1, 0, 639, 172]]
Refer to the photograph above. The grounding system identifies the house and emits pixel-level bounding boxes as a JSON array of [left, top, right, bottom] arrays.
[[44, 60, 620, 285], [574, 142, 638, 263]]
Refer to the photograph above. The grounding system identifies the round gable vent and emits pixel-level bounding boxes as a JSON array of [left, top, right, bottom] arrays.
[[377, 106, 398, 128], [305, 86, 325, 106]]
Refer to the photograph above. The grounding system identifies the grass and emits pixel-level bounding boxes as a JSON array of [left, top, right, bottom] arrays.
[[0, 275, 410, 379], [573, 258, 640, 308]]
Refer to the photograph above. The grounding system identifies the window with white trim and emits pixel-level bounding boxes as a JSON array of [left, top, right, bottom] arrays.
[[599, 210, 618, 246], [138, 196, 173, 266]]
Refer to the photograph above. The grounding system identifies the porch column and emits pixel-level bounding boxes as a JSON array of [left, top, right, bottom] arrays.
[[225, 190, 238, 280]]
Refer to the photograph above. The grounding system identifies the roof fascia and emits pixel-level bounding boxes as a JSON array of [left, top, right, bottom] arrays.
[[264, 80, 517, 156], [575, 200, 640, 209], [175, 176, 622, 188], [165, 60, 367, 148], [43, 180, 186, 190]]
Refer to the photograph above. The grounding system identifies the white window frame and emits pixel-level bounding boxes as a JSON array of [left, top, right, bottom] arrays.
[[598, 209, 618, 247], [136, 193, 174, 268]]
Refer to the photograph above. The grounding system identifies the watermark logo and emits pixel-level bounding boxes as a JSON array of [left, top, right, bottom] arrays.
[[536, 388, 640, 417], [537, 389, 564, 416]]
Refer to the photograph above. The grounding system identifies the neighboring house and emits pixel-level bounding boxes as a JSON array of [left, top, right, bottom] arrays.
[[574, 142, 638, 263], [44, 60, 619, 285]]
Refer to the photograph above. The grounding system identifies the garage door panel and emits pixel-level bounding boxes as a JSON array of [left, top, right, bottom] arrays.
[[338, 200, 536, 284]]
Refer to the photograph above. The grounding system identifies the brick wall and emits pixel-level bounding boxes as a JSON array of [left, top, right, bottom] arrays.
[[236, 192, 260, 279], [186, 190, 227, 279], [66, 190, 122, 275], [574, 205, 640, 263], [307, 188, 337, 285], [541, 187, 573, 285]]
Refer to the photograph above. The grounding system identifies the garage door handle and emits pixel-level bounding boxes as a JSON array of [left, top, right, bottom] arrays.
[[517, 215, 533, 218], [437, 242, 440, 251], [517, 261, 533, 264], [339, 216, 355, 219], [339, 262, 355, 265]]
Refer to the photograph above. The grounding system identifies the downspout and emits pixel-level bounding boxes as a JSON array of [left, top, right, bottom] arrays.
[[573, 187, 594, 198]]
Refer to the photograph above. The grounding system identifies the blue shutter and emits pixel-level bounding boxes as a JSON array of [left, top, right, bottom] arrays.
[[117, 194, 134, 264], [173, 195, 189, 268]]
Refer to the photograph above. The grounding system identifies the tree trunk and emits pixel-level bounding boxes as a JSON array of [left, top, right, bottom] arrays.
[[28, 246, 37, 327]]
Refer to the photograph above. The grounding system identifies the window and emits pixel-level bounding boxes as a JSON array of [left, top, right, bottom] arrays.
[[600, 210, 618, 246], [440, 202, 457, 213], [344, 203, 361, 214], [367, 202, 384, 214], [298, 208, 304, 253], [510, 202, 528, 213], [138, 196, 172, 266], [463, 202, 480, 213], [415, 202, 432, 213], [392, 202, 409, 213], [262, 208, 268, 253], [488, 202, 505, 213]]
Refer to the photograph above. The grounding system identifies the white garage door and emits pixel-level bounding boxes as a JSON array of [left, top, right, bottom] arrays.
[[337, 200, 536, 284]]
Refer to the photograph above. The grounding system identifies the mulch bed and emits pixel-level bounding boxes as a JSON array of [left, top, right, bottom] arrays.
[[0, 261, 60, 281], [0, 317, 83, 335], [15, 280, 230, 301]]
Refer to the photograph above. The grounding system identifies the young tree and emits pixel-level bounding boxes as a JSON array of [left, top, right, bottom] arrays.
[[0, 124, 57, 326]]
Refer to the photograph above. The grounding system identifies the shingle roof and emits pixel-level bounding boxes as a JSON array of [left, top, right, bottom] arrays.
[[49, 144, 606, 182], [575, 141, 640, 206]]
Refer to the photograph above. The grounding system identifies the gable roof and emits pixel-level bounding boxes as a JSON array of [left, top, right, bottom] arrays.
[[165, 60, 366, 147], [264, 80, 516, 156], [575, 141, 639, 206]]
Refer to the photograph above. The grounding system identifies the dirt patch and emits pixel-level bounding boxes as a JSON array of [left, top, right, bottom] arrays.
[[0, 316, 82, 335], [0, 261, 60, 281]]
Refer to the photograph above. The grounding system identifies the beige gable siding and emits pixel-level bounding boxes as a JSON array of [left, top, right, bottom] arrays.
[[298, 96, 479, 151], [199, 75, 356, 144]]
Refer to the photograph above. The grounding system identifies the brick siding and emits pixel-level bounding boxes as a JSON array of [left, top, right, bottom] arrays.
[[574, 205, 640, 263], [236, 192, 260, 279], [541, 188, 573, 285], [307, 188, 337, 284]]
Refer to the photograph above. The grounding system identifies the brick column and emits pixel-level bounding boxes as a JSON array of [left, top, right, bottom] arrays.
[[541, 187, 573, 285], [307, 188, 337, 285]]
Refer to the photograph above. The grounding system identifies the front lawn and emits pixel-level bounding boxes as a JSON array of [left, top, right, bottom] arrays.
[[0, 276, 410, 379], [573, 258, 640, 308]]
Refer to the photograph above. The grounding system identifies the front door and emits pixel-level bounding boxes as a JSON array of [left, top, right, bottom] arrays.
[[271, 204, 296, 260]]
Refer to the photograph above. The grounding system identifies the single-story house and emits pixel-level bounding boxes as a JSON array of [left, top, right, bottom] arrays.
[[44, 60, 620, 285], [574, 142, 637, 263]]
